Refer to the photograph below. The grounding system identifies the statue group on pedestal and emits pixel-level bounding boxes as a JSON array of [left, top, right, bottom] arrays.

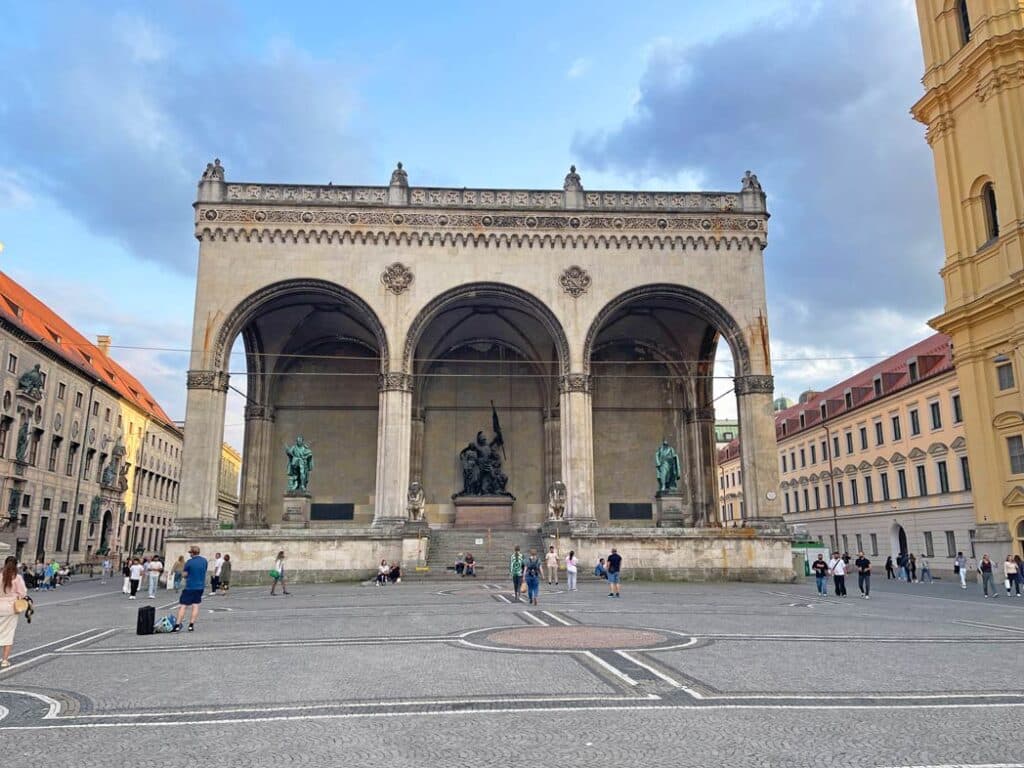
[[454, 429, 512, 498], [285, 436, 314, 494], [17, 364, 44, 399]]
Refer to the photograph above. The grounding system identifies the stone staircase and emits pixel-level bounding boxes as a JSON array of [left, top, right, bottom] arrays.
[[409, 529, 548, 581]]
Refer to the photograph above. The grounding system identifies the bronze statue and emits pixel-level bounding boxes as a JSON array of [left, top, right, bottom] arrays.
[[15, 421, 28, 463], [17, 363, 44, 397], [454, 430, 512, 498], [285, 436, 314, 494], [655, 440, 681, 493]]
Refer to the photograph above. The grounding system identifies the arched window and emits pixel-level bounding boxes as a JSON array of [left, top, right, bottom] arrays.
[[957, 0, 971, 45], [982, 182, 999, 242]]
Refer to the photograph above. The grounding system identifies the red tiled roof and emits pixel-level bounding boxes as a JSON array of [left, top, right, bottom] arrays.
[[0, 270, 177, 428], [772, 332, 953, 440], [718, 437, 741, 463]]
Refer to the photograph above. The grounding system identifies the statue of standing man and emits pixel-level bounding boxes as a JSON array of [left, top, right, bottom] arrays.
[[655, 440, 681, 493], [286, 436, 314, 494]]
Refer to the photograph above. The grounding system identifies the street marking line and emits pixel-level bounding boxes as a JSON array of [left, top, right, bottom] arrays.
[[495, 594, 512, 604], [614, 650, 684, 689], [0, 688, 63, 718], [27, 591, 116, 607], [955, 619, 1024, 634], [9, 629, 100, 659], [541, 611, 572, 626], [582, 651, 638, 686], [0, 705, 7, 721], [520, 612, 548, 626], [55, 628, 119, 651]]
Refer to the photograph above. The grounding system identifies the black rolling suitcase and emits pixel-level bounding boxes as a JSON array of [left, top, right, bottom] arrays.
[[136, 605, 156, 635]]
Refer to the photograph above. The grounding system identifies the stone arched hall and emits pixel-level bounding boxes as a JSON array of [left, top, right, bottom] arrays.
[[173, 162, 790, 581]]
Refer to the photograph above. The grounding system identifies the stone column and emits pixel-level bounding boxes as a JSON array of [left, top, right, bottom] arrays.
[[178, 370, 229, 531], [735, 374, 784, 527], [559, 374, 596, 527], [684, 406, 717, 525], [238, 404, 274, 528], [409, 413, 426, 485], [543, 410, 561, 492], [372, 373, 413, 528]]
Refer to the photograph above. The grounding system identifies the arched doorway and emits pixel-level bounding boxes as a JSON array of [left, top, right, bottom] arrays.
[[218, 280, 389, 527], [584, 284, 752, 526], [1016, 519, 1024, 557], [99, 510, 112, 554], [404, 284, 568, 527], [891, 522, 908, 557]]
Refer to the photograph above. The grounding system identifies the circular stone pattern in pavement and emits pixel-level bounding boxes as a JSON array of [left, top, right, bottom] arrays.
[[487, 626, 667, 650]]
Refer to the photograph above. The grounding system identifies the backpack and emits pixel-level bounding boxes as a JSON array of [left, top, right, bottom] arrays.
[[526, 558, 540, 577]]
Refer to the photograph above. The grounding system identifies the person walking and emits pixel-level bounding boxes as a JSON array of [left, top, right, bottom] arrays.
[[565, 550, 578, 592], [121, 559, 131, 595], [270, 551, 289, 595], [146, 556, 163, 599], [210, 552, 224, 594], [884, 555, 894, 580], [606, 548, 623, 598], [909, 553, 918, 583], [101, 557, 112, 584], [128, 558, 144, 599], [1003, 555, 1019, 597], [545, 545, 559, 586], [978, 554, 996, 598], [524, 548, 544, 606], [170, 555, 185, 591], [855, 551, 871, 599], [954, 551, 967, 589], [828, 551, 847, 597], [173, 546, 208, 632], [1014, 555, 1024, 597], [219, 554, 232, 593], [812, 553, 829, 597], [1, 556, 29, 668], [919, 554, 932, 584], [509, 545, 524, 602]]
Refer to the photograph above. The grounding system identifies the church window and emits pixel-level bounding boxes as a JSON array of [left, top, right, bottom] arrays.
[[982, 182, 998, 242], [956, 0, 971, 45]]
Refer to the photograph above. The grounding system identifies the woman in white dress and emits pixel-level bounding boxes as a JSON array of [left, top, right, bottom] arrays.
[[1, 555, 29, 668]]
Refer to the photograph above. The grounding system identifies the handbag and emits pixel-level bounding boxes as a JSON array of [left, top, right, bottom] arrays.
[[13, 597, 30, 614], [1005, 578, 1012, 590], [953, 564, 960, 574], [122, 576, 130, 594], [269, 569, 281, 579]]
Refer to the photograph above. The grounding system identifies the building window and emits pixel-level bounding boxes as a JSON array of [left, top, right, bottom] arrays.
[[870, 533, 878, 556], [969, 529, 976, 559], [956, 0, 971, 45], [891, 415, 902, 441], [842, 534, 849, 554], [75, 391, 83, 408], [792, 491, 799, 513], [47, 436, 62, 472], [6, 354, 17, 373], [909, 361, 919, 383], [55, 518, 66, 552], [916, 464, 928, 495], [930, 401, 942, 430], [910, 409, 921, 436], [825, 484, 832, 508], [844, 392, 853, 409], [104, 407, 110, 423], [781, 455, 787, 473], [897, 469, 908, 499], [937, 460, 949, 494], [874, 421, 884, 446], [856, 533, 863, 553], [952, 393, 962, 423], [92, 401, 99, 416], [837, 483, 846, 507], [945, 530, 957, 557], [850, 478, 859, 505], [845, 432, 853, 455], [57, 382, 66, 400], [799, 413, 805, 429], [810, 444, 817, 464], [857, 427, 866, 451], [997, 361, 1015, 391], [820, 403, 827, 420], [1008, 435, 1024, 474], [865, 475, 874, 503], [65, 443, 78, 477], [28, 431, 40, 466], [832, 436, 840, 458], [42, 497, 51, 511], [924, 531, 934, 558], [813, 486, 821, 510], [981, 181, 998, 242], [800, 448, 806, 468], [961, 456, 971, 490], [803, 488, 810, 511], [0, 416, 10, 459], [790, 451, 796, 470], [829, 535, 837, 552], [873, 377, 882, 396], [72, 520, 82, 551]]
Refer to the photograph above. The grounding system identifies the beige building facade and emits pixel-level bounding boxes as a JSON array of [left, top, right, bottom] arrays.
[[720, 333, 979, 564], [913, 0, 1024, 560], [218, 442, 241, 523]]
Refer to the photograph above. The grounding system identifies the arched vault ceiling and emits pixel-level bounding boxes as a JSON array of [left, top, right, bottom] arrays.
[[248, 295, 381, 365], [413, 304, 556, 370], [593, 306, 717, 362]]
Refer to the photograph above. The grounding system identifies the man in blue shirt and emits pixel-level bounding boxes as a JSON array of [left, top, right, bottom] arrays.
[[173, 546, 209, 632]]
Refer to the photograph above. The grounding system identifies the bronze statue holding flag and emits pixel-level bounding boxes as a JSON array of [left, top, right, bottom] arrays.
[[452, 402, 514, 498]]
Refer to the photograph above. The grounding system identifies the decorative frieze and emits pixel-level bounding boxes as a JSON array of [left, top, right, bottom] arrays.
[[685, 407, 716, 423], [559, 265, 591, 298], [559, 373, 591, 394], [186, 369, 230, 392], [244, 404, 274, 421], [378, 372, 414, 392], [381, 262, 414, 295], [733, 375, 774, 396]]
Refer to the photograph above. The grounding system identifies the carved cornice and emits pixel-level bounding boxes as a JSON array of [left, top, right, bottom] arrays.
[[733, 374, 774, 396], [975, 60, 1024, 103], [925, 113, 955, 145], [186, 369, 230, 392], [559, 373, 591, 394], [379, 372, 414, 392], [244, 404, 274, 421]]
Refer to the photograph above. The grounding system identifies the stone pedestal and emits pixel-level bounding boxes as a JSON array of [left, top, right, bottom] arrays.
[[453, 496, 514, 529], [281, 494, 311, 528], [542, 518, 571, 537], [655, 492, 689, 528]]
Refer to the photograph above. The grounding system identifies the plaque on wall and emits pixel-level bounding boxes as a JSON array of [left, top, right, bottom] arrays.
[[310, 503, 354, 521], [609, 503, 653, 520]]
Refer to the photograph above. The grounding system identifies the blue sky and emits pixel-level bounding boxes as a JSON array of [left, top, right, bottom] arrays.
[[0, 1, 941, 448]]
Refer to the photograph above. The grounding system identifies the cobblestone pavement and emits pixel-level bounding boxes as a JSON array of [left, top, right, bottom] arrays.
[[1, 573, 1022, 766]]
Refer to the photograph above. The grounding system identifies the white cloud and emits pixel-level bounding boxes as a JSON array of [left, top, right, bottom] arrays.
[[566, 57, 591, 79], [0, 170, 34, 209]]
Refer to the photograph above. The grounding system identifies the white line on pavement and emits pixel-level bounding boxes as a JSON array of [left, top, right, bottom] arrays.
[[614, 650, 684, 689], [56, 628, 118, 651], [582, 651, 638, 686], [495, 594, 511, 604], [9, 628, 100, 659], [520, 611, 548, 626], [541, 610, 572, 626], [0, 688, 63, 718]]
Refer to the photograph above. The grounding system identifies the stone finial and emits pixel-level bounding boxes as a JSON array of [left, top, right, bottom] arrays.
[[741, 170, 762, 193], [563, 164, 583, 192], [201, 158, 225, 182], [390, 162, 409, 188]]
